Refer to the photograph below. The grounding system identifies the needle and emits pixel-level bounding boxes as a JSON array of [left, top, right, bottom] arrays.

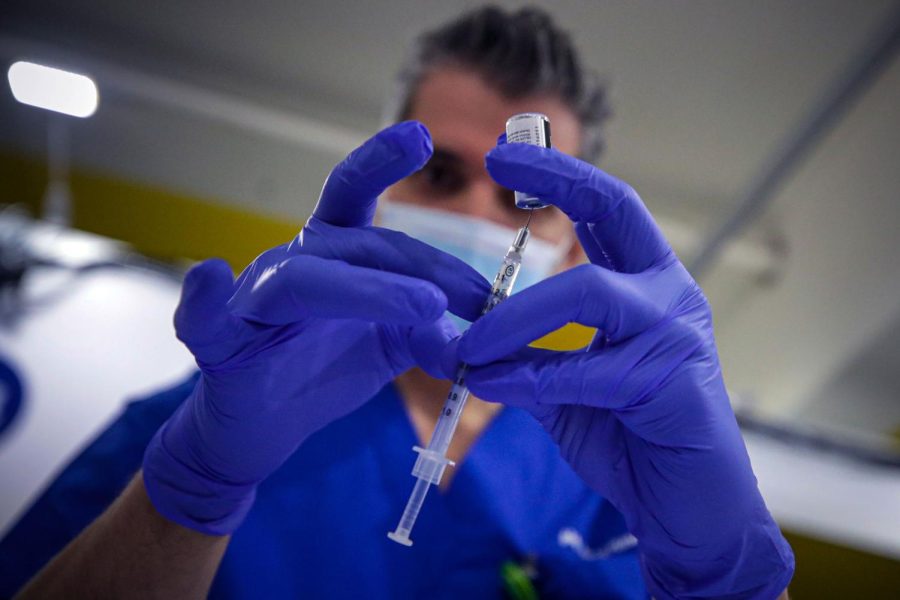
[[524, 207, 534, 230]]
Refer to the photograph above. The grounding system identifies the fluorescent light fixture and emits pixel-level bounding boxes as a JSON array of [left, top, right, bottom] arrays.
[[7, 60, 98, 118]]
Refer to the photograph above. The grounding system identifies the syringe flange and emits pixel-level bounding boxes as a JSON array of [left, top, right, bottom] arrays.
[[411, 446, 455, 485]]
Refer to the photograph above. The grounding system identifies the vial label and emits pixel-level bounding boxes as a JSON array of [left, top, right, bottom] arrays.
[[506, 113, 550, 148], [505, 113, 551, 209], [507, 123, 545, 146]]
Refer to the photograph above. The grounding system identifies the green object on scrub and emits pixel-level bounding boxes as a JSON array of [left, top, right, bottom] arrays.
[[501, 560, 538, 600]]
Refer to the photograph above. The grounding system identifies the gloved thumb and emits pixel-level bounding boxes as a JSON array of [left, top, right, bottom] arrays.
[[174, 258, 243, 366], [407, 316, 462, 380]]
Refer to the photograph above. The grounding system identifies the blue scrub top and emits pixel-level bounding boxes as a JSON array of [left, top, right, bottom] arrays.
[[0, 373, 646, 599]]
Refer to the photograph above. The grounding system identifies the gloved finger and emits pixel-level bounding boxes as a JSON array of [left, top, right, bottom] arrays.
[[573, 220, 619, 271], [466, 323, 703, 413], [458, 348, 567, 426], [376, 317, 460, 380], [485, 143, 673, 273], [459, 263, 681, 366], [299, 218, 491, 321], [174, 259, 251, 365], [464, 350, 580, 410], [408, 317, 461, 379], [228, 254, 447, 326], [312, 121, 433, 228]]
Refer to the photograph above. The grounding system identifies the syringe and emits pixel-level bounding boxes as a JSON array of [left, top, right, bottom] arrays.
[[387, 213, 533, 546]]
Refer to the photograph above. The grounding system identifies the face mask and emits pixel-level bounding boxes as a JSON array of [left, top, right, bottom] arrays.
[[377, 198, 571, 331]]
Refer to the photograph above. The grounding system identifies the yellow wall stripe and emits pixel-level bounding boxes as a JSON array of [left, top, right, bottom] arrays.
[[0, 150, 300, 269], [0, 149, 594, 349]]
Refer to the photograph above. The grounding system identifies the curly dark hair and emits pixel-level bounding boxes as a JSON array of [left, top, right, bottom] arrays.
[[387, 5, 611, 164]]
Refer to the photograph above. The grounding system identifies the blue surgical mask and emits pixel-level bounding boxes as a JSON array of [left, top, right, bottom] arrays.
[[377, 199, 570, 331]]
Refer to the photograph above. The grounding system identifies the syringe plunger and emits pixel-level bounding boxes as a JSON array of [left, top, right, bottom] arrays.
[[386, 478, 430, 547]]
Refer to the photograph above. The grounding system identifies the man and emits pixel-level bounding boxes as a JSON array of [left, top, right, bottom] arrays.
[[0, 7, 793, 599]]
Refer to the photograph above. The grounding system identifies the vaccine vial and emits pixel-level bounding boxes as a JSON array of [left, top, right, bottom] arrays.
[[505, 113, 551, 209]]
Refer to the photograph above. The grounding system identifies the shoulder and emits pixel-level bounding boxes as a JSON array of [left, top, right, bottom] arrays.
[[0, 372, 200, 596]]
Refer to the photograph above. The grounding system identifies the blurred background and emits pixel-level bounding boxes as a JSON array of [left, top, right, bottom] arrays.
[[1, 1, 898, 597]]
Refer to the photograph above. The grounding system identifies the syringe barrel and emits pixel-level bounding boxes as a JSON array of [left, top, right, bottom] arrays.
[[422, 228, 530, 461], [481, 229, 528, 315], [424, 374, 471, 457], [422, 230, 528, 459], [389, 224, 532, 547]]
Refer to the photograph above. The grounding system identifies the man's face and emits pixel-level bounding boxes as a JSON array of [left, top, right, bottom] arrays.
[[386, 67, 582, 253]]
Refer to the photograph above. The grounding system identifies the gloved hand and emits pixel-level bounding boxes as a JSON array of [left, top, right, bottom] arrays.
[[143, 122, 486, 536], [459, 142, 794, 599]]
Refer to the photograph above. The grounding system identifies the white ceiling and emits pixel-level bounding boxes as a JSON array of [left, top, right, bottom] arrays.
[[1, 0, 899, 440], [0, 0, 895, 219]]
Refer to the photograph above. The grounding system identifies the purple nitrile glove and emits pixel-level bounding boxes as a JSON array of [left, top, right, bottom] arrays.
[[458, 142, 794, 599], [142, 121, 485, 536]]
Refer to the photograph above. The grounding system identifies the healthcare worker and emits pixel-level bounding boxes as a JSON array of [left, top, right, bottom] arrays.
[[0, 7, 794, 599]]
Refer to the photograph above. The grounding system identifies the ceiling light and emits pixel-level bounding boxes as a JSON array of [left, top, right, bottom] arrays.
[[7, 60, 98, 118]]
